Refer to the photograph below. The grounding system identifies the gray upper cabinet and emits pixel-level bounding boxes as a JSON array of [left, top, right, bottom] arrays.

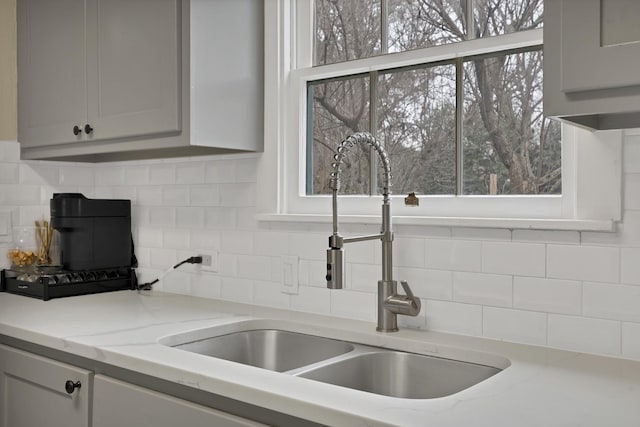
[[86, 0, 181, 142], [18, 0, 180, 148], [544, 0, 640, 130], [18, 0, 263, 161], [17, 0, 88, 147]]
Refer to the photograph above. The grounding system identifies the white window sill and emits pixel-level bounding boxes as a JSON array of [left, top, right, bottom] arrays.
[[255, 213, 616, 232]]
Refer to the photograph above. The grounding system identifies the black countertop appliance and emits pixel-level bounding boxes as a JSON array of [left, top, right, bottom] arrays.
[[1, 194, 136, 300], [50, 193, 133, 271]]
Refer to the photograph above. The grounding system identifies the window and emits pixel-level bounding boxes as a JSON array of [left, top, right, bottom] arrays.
[[259, 0, 621, 231], [308, 0, 558, 197]]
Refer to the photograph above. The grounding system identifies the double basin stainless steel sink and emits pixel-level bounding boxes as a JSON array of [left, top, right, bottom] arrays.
[[162, 326, 506, 400]]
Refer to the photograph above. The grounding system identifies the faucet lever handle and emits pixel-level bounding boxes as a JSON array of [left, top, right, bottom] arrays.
[[400, 280, 415, 299]]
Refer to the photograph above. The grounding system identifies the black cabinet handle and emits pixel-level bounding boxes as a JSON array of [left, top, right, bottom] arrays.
[[73, 125, 81, 136], [84, 124, 94, 134], [65, 380, 81, 394]]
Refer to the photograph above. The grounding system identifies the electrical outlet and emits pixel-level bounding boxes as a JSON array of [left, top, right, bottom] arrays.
[[281, 255, 299, 295], [198, 251, 218, 273]]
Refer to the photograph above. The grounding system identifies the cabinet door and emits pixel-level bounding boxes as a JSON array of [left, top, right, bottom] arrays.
[[0, 345, 91, 427], [93, 375, 267, 427], [85, 0, 181, 141], [559, 0, 640, 93], [17, 0, 88, 147]]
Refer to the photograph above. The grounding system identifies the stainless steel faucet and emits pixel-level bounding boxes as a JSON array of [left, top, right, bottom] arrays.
[[325, 132, 421, 332]]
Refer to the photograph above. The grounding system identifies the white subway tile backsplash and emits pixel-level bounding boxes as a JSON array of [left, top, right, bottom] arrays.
[[425, 239, 482, 272], [149, 207, 176, 228], [95, 167, 125, 186], [111, 186, 136, 201], [236, 254, 273, 281], [163, 186, 190, 206], [149, 164, 176, 185], [307, 260, 329, 287], [5, 131, 640, 362], [395, 225, 451, 239], [221, 230, 253, 254], [236, 207, 258, 230], [59, 167, 94, 186], [621, 247, 640, 285], [235, 157, 258, 183], [190, 274, 222, 300], [624, 138, 640, 173], [547, 245, 620, 283], [253, 280, 290, 309], [0, 163, 18, 184], [20, 164, 59, 185], [513, 277, 582, 315], [425, 300, 482, 336], [162, 271, 191, 295], [190, 184, 220, 206], [483, 307, 547, 346], [3, 185, 41, 205], [624, 174, 640, 211], [176, 162, 205, 184], [270, 257, 283, 283], [188, 228, 221, 251], [330, 289, 376, 321], [341, 239, 375, 264], [291, 285, 331, 314], [136, 186, 163, 206], [0, 141, 20, 162], [219, 183, 255, 207], [149, 248, 177, 269], [253, 231, 290, 256], [163, 229, 190, 250], [124, 166, 150, 185], [134, 247, 151, 268], [548, 314, 621, 356], [204, 207, 236, 229], [205, 160, 236, 183], [395, 267, 453, 301], [220, 277, 253, 303], [582, 210, 640, 247], [93, 186, 114, 199], [288, 232, 326, 261], [482, 242, 546, 277], [349, 263, 379, 292], [622, 322, 640, 359], [217, 253, 237, 277], [583, 282, 640, 322], [18, 205, 48, 226], [176, 207, 205, 229], [137, 228, 163, 248], [391, 237, 425, 268], [453, 272, 512, 307]]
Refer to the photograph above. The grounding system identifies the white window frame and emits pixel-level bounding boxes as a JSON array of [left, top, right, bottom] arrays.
[[257, 0, 621, 231]]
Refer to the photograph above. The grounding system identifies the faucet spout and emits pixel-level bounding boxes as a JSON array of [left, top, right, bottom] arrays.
[[325, 132, 421, 332]]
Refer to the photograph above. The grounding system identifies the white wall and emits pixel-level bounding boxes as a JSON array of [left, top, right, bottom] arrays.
[[2, 131, 640, 361]]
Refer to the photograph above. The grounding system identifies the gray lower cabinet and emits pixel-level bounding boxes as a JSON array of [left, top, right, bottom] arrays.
[[92, 375, 268, 427], [0, 344, 92, 427], [544, 0, 640, 130]]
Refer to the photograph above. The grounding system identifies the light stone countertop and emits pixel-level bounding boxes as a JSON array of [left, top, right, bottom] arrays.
[[1, 290, 639, 427]]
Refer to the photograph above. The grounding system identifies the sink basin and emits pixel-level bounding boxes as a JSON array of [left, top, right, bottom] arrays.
[[162, 320, 507, 399], [171, 329, 354, 372], [298, 351, 501, 399]]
